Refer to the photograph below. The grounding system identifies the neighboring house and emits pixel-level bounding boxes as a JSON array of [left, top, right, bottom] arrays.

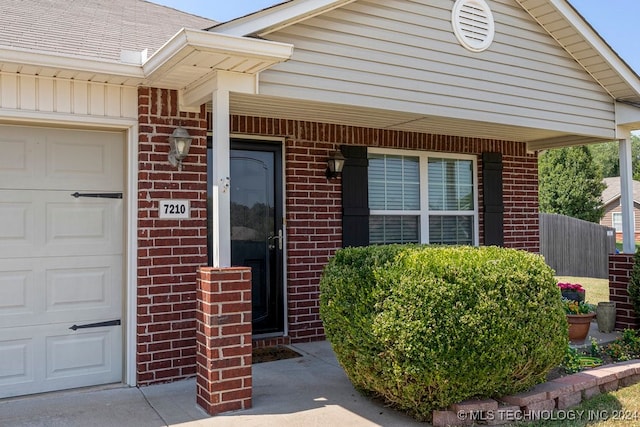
[[601, 177, 640, 242], [1, 0, 640, 401]]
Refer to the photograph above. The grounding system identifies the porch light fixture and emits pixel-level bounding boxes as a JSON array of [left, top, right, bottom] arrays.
[[326, 150, 345, 179], [168, 126, 193, 171]]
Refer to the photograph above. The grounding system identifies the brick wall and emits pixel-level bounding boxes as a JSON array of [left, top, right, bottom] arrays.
[[503, 155, 540, 251], [196, 267, 252, 415], [137, 87, 208, 384], [135, 91, 540, 384], [231, 116, 539, 342], [609, 254, 640, 330]]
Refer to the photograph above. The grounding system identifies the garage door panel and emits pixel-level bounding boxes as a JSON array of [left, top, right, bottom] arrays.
[[0, 256, 122, 328], [47, 330, 117, 379], [47, 262, 119, 314], [0, 337, 35, 388], [0, 198, 36, 256], [0, 190, 122, 258], [0, 324, 121, 399], [46, 198, 123, 255], [0, 268, 35, 316], [0, 125, 123, 191], [0, 132, 39, 186]]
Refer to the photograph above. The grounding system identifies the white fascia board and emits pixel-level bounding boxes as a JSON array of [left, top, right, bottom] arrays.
[[0, 47, 143, 79], [548, 0, 640, 98], [142, 28, 293, 78], [212, 0, 356, 37]]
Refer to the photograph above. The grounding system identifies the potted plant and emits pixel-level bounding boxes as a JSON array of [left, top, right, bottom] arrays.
[[558, 282, 586, 302], [563, 298, 596, 342]]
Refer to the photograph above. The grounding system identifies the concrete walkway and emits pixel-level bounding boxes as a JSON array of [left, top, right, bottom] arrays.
[[0, 322, 622, 427], [0, 341, 422, 427]]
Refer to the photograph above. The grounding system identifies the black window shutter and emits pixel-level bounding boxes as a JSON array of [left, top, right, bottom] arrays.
[[482, 152, 504, 246], [341, 145, 369, 247]]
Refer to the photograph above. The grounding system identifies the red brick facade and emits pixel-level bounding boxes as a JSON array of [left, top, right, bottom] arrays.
[[137, 87, 540, 385], [137, 87, 208, 385]]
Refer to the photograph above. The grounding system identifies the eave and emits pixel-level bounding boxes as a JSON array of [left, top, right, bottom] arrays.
[[143, 28, 293, 91], [0, 29, 294, 109]]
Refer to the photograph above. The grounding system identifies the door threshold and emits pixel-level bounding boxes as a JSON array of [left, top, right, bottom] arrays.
[[252, 332, 285, 340]]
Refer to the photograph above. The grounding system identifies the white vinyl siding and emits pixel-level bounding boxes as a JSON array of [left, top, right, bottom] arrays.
[[0, 74, 138, 119], [260, 0, 615, 139], [368, 149, 478, 245]]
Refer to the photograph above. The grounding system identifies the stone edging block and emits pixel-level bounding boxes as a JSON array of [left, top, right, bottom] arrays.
[[431, 359, 640, 427]]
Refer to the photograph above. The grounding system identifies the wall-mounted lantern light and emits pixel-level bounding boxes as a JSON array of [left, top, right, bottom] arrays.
[[326, 150, 346, 179], [168, 126, 193, 171]]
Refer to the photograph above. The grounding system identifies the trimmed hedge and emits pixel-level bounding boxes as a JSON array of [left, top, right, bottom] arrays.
[[319, 245, 567, 421]]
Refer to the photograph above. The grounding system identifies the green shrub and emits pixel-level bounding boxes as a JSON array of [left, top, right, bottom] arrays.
[[320, 245, 567, 421]]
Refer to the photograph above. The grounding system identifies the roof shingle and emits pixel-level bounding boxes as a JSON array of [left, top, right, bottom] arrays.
[[602, 176, 640, 205], [0, 0, 217, 62]]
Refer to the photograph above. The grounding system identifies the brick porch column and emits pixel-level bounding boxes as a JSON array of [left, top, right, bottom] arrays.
[[609, 254, 640, 330], [196, 267, 252, 415]]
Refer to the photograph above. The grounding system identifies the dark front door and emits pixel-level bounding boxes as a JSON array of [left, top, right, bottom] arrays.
[[230, 141, 284, 334]]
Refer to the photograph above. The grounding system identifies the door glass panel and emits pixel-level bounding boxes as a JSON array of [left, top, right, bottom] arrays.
[[230, 150, 282, 334], [208, 142, 284, 335]]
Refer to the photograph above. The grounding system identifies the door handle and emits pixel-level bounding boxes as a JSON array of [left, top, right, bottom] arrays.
[[268, 229, 283, 250]]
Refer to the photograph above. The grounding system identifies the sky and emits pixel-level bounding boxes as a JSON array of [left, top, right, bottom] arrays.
[[149, 0, 639, 74]]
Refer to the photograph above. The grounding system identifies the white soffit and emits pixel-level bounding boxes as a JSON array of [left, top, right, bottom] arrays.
[[227, 92, 608, 149], [143, 29, 293, 90]]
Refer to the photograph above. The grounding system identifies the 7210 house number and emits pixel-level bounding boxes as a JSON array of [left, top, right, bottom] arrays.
[[159, 200, 190, 219]]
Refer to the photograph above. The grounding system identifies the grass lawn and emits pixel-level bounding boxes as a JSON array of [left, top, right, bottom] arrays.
[[555, 276, 610, 304], [615, 242, 640, 252], [519, 384, 640, 426]]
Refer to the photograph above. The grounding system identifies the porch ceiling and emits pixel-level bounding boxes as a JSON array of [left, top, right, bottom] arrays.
[[227, 93, 607, 151]]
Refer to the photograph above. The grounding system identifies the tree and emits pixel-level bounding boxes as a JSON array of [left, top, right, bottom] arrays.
[[539, 146, 605, 222], [589, 135, 640, 180]]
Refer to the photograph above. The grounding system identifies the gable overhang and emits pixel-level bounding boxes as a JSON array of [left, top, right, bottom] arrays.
[[211, 0, 355, 37], [515, 0, 640, 104], [143, 29, 293, 108], [603, 196, 640, 209]]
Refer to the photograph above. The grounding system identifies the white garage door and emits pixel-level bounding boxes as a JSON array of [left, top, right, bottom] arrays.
[[0, 124, 124, 398]]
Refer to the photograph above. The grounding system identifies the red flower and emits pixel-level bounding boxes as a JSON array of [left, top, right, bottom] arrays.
[[557, 282, 585, 291]]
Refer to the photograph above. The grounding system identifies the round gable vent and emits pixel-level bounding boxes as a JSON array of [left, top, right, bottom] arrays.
[[452, 0, 495, 52]]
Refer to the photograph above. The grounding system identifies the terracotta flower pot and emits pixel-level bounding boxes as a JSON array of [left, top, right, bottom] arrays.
[[567, 313, 596, 342]]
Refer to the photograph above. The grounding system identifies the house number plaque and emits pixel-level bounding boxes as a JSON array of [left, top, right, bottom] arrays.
[[159, 200, 190, 219]]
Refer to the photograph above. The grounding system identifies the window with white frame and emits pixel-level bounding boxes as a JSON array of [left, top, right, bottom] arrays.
[[612, 212, 635, 233], [368, 149, 478, 245]]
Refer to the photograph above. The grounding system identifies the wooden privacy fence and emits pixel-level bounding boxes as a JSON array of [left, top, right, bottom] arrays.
[[539, 213, 616, 279]]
